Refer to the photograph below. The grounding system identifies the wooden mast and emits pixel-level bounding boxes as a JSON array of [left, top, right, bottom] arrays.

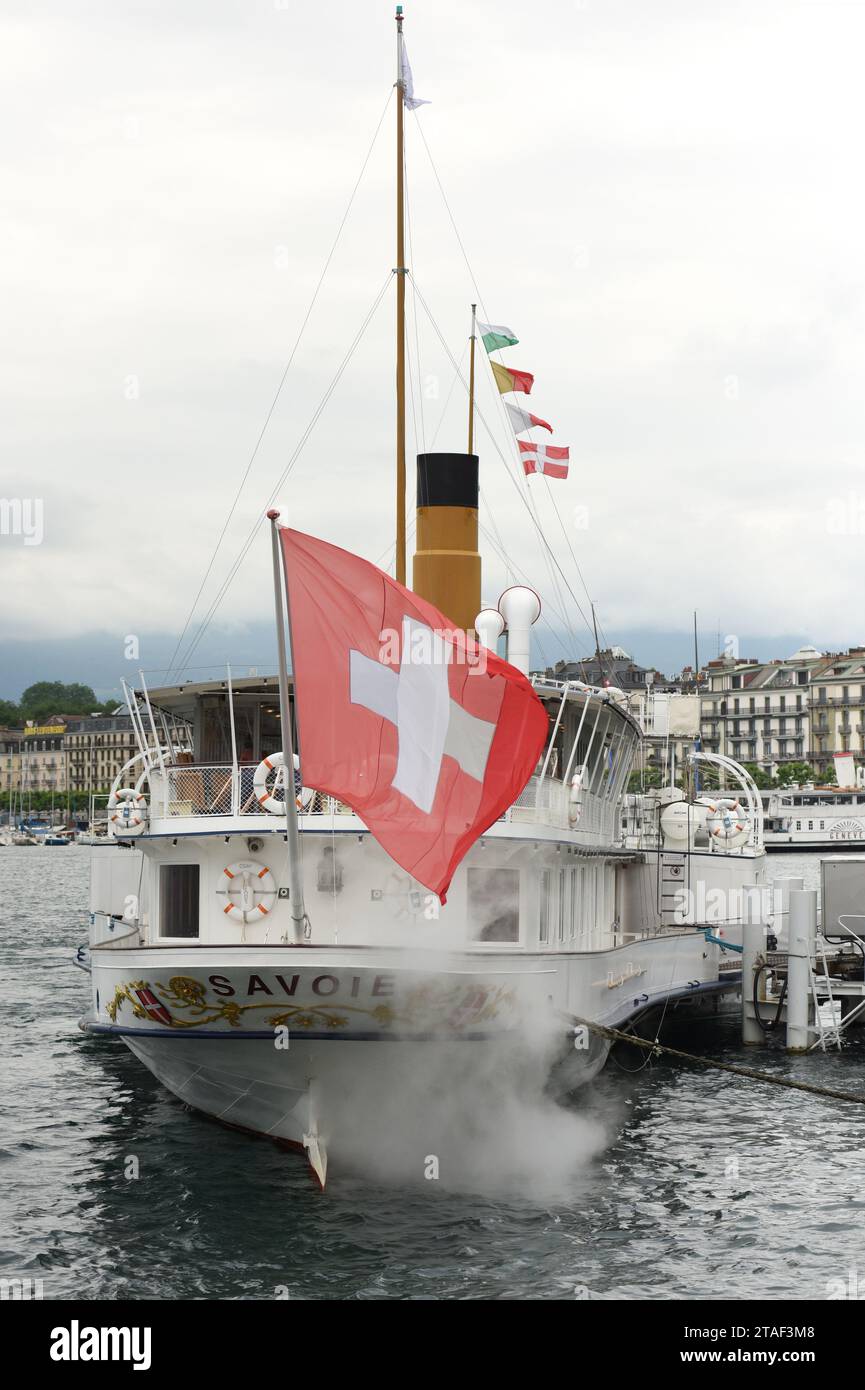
[[467, 303, 477, 453], [395, 5, 407, 584]]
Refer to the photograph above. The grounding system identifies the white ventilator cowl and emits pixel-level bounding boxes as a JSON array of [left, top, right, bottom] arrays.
[[498, 586, 542, 676], [474, 608, 505, 652]]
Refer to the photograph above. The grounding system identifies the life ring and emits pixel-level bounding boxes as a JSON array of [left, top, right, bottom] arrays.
[[568, 769, 585, 827], [108, 787, 148, 836], [217, 859, 277, 923], [701, 797, 749, 844], [253, 751, 315, 815]]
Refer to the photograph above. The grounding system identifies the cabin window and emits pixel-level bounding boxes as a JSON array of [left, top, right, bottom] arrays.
[[539, 869, 554, 945], [159, 864, 200, 938], [558, 869, 570, 942], [571, 866, 582, 940], [467, 867, 520, 943]]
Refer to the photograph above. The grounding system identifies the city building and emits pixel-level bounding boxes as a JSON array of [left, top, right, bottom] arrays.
[[64, 715, 138, 794], [544, 647, 664, 691], [699, 648, 825, 771], [0, 728, 23, 795], [540, 642, 865, 779], [697, 646, 865, 775], [540, 651, 699, 777], [20, 722, 68, 793], [629, 690, 701, 779], [810, 649, 865, 762]]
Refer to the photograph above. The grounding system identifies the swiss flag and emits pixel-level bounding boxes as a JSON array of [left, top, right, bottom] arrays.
[[280, 529, 549, 902]]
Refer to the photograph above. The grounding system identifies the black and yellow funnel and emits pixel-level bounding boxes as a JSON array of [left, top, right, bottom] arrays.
[[412, 452, 481, 633]]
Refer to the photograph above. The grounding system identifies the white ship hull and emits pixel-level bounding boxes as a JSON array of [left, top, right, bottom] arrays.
[[84, 931, 735, 1180]]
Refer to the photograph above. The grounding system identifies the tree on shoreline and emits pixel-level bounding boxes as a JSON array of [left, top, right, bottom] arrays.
[[0, 681, 117, 725]]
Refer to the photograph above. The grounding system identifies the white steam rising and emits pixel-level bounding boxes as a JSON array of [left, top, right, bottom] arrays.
[[321, 1002, 618, 1198]]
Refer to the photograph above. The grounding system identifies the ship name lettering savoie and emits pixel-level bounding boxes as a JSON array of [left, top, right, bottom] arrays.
[[207, 972, 395, 1000], [104, 972, 516, 1032]]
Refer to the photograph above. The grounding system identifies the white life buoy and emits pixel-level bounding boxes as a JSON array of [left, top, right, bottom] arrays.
[[108, 787, 148, 836], [701, 797, 750, 845], [253, 752, 287, 815], [568, 769, 585, 827], [253, 751, 315, 815], [218, 859, 277, 923]]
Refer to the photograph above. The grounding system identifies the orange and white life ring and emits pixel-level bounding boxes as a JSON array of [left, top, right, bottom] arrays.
[[253, 751, 315, 815], [700, 797, 749, 844], [218, 859, 277, 923], [108, 786, 148, 836]]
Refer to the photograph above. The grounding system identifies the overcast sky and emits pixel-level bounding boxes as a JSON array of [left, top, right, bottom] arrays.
[[2, 0, 864, 689]]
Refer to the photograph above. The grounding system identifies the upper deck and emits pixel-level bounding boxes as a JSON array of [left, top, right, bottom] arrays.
[[115, 672, 643, 851]]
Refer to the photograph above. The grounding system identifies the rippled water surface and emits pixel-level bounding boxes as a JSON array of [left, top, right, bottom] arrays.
[[2, 845, 864, 1300]]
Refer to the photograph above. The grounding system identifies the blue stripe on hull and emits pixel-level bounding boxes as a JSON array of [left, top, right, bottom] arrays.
[[81, 1020, 503, 1042]]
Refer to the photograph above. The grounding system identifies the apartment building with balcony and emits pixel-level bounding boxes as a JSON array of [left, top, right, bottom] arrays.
[[0, 728, 23, 794], [699, 646, 825, 772], [20, 723, 68, 793], [64, 715, 138, 793], [810, 650, 865, 762]]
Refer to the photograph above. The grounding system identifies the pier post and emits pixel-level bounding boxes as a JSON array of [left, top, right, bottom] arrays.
[[742, 884, 766, 1046], [786, 889, 817, 1053], [770, 875, 804, 951]]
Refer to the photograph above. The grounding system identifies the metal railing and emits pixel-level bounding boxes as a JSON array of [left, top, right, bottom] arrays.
[[507, 775, 620, 842], [149, 765, 348, 819], [142, 762, 622, 841]]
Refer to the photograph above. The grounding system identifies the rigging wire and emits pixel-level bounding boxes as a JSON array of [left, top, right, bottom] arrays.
[[411, 111, 615, 676], [479, 499, 513, 587], [172, 272, 395, 675], [540, 472, 616, 674], [410, 275, 598, 657], [403, 127, 427, 457], [476, 353, 584, 661], [430, 340, 467, 449], [166, 87, 395, 681]]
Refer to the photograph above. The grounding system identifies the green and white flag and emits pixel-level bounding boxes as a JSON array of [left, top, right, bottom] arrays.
[[477, 321, 518, 353]]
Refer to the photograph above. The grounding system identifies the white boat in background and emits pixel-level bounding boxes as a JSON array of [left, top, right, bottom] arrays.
[[7, 831, 38, 847], [762, 784, 865, 850], [77, 9, 767, 1188], [77, 828, 111, 846]]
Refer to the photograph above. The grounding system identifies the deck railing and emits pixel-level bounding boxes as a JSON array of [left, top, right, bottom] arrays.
[[145, 764, 622, 842], [150, 765, 345, 819]]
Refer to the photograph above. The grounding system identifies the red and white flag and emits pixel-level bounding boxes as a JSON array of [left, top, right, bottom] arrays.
[[279, 529, 549, 902], [519, 441, 569, 479], [134, 987, 172, 1027], [505, 401, 553, 436]]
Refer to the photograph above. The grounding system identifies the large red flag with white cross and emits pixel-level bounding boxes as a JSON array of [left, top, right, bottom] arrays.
[[279, 528, 548, 902]]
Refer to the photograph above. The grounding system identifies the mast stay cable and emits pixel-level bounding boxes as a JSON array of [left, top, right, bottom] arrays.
[[169, 273, 395, 677], [166, 88, 395, 681], [411, 112, 617, 679], [410, 275, 596, 659]]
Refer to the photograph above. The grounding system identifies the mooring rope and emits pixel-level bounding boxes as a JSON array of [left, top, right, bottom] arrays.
[[572, 1014, 865, 1106]]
